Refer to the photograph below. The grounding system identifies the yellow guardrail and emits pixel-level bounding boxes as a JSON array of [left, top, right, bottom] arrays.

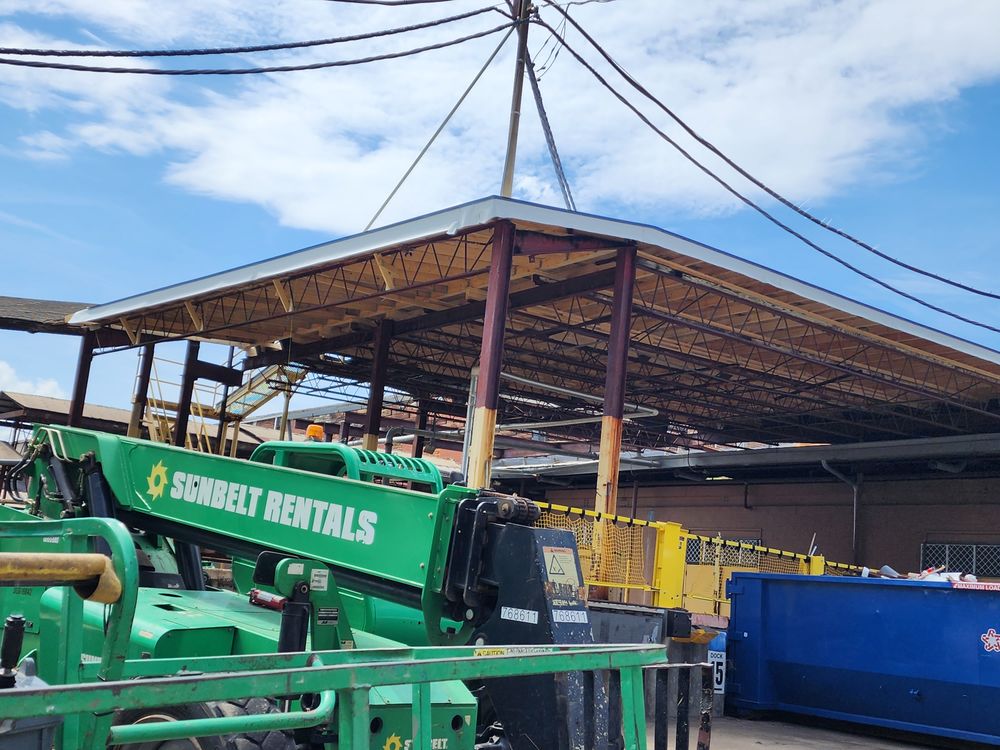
[[535, 501, 860, 618]]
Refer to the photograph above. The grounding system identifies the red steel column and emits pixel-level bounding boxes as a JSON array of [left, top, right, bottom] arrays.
[[173, 340, 200, 447], [67, 331, 97, 428], [595, 245, 637, 518], [361, 319, 393, 451], [127, 343, 155, 438], [466, 221, 515, 488]]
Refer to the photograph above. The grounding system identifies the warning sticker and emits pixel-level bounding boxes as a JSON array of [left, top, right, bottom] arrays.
[[953, 581, 1000, 592], [543, 546, 582, 601], [474, 646, 554, 657], [543, 546, 580, 587]]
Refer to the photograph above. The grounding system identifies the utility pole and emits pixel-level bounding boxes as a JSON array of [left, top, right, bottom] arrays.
[[500, 0, 532, 197]]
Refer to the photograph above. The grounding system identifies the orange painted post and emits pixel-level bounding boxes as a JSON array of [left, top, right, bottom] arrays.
[[593, 246, 637, 583], [466, 221, 515, 489]]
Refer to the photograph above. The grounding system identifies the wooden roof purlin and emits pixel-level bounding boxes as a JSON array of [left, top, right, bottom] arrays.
[[66, 197, 1000, 448]]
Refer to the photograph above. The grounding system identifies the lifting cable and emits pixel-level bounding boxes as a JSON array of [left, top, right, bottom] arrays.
[[526, 48, 576, 211], [364, 23, 517, 230], [536, 17, 1000, 334]]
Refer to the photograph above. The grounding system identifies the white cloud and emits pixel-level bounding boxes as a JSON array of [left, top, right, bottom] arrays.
[[1, 0, 999, 233], [0, 360, 66, 398]]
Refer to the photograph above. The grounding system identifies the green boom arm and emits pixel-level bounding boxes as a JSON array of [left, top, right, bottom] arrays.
[[25, 425, 479, 645]]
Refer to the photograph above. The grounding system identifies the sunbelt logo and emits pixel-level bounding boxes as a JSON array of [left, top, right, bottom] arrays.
[[144, 461, 377, 545]]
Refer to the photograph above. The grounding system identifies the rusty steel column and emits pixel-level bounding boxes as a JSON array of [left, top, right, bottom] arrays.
[[127, 343, 155, 438], [413, 398, 430, 458], [595, 245, 637, 518], [466, 221, 515, 489], [361, 319, 393, 451], [67, 331, 97, 428], [173, 340, 200, 448]]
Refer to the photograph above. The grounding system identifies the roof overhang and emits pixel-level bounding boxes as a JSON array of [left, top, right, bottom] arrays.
[[64, 196, 1000, 448]]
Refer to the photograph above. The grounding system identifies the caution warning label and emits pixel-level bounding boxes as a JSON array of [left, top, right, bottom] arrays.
[[543, 546, 580, 592]]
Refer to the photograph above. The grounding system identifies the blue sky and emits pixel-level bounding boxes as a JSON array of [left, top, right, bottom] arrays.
[[1, 0, 998, 412]]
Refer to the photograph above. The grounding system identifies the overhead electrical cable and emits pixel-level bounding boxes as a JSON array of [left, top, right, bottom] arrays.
[[0, 22, 515, 75], [364, 24, 516, 230], [0, 6, 504, 58], [543, 2, 1000, 302], [525, 48, 575, 210], [535, 18, 1000, 334], [319, 0, 462, 5]]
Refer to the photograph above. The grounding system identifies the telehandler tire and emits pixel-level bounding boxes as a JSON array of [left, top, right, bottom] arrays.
[[113, 697, 298, 750]]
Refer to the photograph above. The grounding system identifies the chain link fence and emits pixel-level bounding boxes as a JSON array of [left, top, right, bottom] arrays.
[[921, 542, 1000, 577]]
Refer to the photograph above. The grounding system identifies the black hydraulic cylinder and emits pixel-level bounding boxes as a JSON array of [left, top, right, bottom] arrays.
[[0, 615, 25, 689], [175, 541, 206, 591], [47, 455, 78, 514], [277, 582, 311, 654], [81, 456, 115, 555]]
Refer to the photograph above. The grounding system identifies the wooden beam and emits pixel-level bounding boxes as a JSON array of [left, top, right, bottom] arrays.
[[183, 301, 204, 332], [272, 280, 294, 313]]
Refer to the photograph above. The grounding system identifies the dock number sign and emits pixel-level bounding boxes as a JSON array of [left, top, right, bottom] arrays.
[[708, 650, 726, 694]]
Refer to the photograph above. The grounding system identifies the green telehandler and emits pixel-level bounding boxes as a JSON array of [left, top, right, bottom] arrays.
[[0, 424, 662, 749]]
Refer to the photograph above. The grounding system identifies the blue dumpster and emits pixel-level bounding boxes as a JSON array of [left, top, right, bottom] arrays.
[[727, 573, 1000, 745]]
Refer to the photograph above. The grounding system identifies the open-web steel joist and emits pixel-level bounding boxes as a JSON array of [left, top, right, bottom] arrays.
[[65, 197, 1000, 466]]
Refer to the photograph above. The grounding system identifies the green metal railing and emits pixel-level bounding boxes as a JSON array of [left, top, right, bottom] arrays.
[[0, 517, 671, 750], [2, 643, 667, 749]]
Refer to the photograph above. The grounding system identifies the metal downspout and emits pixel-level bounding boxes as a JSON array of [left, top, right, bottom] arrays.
[[821, 460, 863, 564]]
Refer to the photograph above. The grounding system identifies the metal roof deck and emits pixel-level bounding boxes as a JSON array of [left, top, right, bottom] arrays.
[[66, 197, 1000, 448]]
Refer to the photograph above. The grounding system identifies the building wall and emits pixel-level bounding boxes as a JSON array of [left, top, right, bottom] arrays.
[[544, 475, 1000, 572]]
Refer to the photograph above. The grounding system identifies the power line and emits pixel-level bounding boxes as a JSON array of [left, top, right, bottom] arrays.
[[535, 17, 1000, 335], [0, 22, 514, 75], [543, 2, 1000, 302], [365, 24, 516, 230], [0, 6, 504, 58], [534, 11, 567, 78], [319, 0, 462, 5], [526, 49, 575, 210]]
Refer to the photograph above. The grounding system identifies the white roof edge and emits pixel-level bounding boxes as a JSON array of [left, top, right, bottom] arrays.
[[68, 196, 1000, 366]]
